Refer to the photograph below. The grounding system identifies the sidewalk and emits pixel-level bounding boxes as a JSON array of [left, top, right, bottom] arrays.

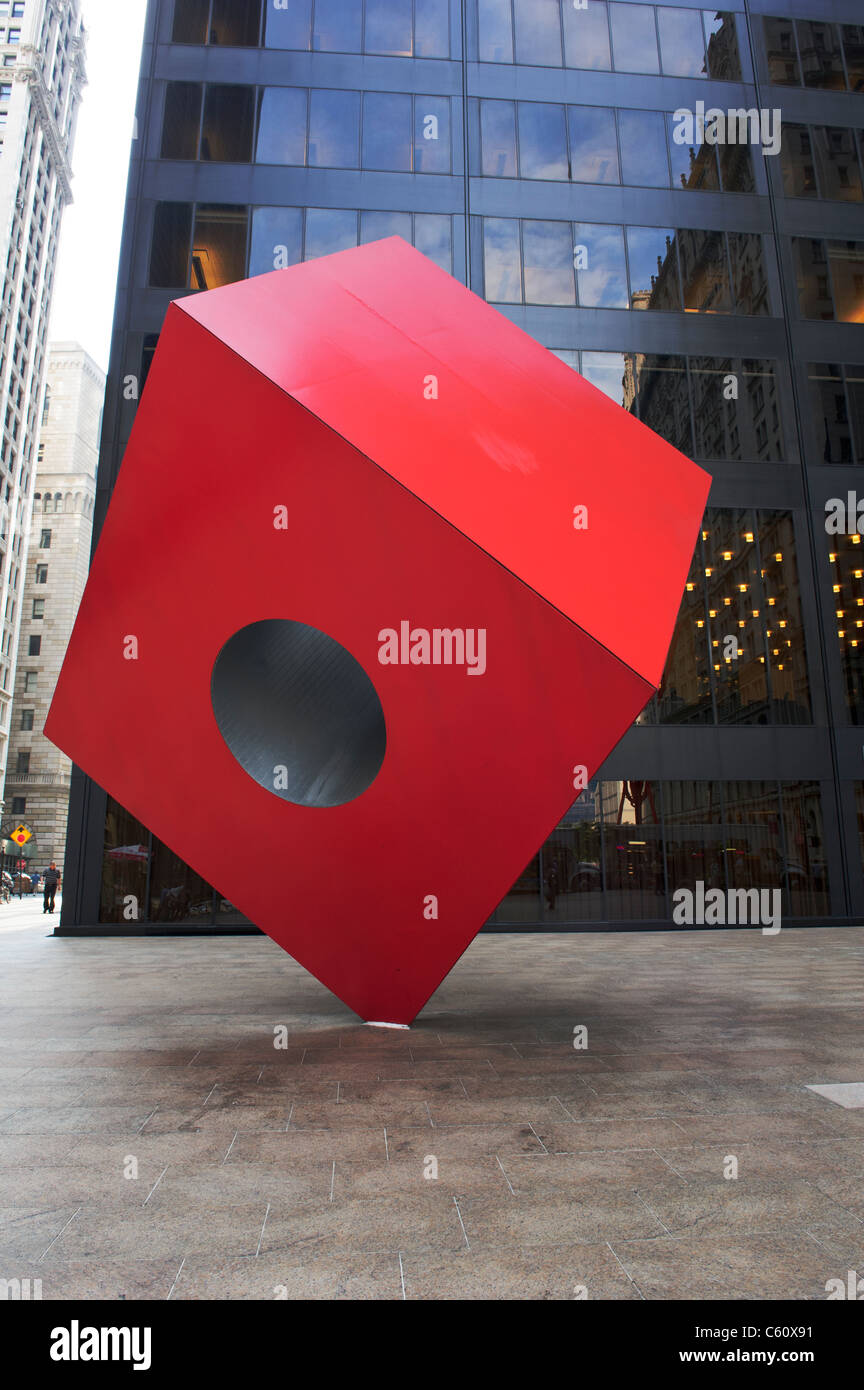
[[0, 891, 60, 935]]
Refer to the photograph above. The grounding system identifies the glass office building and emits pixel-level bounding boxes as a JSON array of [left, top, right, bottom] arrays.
[[59, 0, 864, 932]]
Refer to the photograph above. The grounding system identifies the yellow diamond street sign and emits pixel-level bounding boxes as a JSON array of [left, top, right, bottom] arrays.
[[11, 824, 32, 846]]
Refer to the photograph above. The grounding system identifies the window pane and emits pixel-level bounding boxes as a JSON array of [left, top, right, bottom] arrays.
[[161, 82, 201, 160], [663, 783, 724, 892], [619, 108, 668, 187], [312, 0, 362, 52], [517, 102, 567, 180], [760, 511, 811, 723], [743, 359, 783, 461], [610, 2, 659, 73], [692, 357, 782, 461], [779, 123, 817, 197], [811, 127, 864, 203], [678, 227, 732, 313], [308, 88, 360, 167], [841, 24, 864, 92], [200, 84, 255, 162], [763, 16, 800, 85], [657, 6, 706, 77], [514, 0, 561, 66], [808, 363, 852, 463], [256, 87, 308, 165], [481, 100, 516, 177], [648, 544, 712, 724], [563, 1, 611, 70], [626, 226, 681, 311], [792, 237, 833, 319], [414, 96, 450, 172], [728, 231, 769, 316], [361, 210, 411, 243], [782, 782, 828, 916], [689, 355, 736, 459], [796, 20, 846, 90], [477, 0, 513, 62], [634, 353, 692, 453], [705, 514, 769, 725], [265, 0, 311, 48], [668, 112, 720, 191], [567, 105, 618, 183], [414, 213, 452, 272], [365, 0, 412, 55], [829, 534, 864, 721], [572, 221, 626, 307], [703, 11, 741, 81], [249, 206, 302, 276], [150, 838, 214, 924], [190, 204, 248, 289], [722, 781, 783, 897], [100, 798, 150, 924], [149, 202, 191, 287], [304, 207, 358, 259], [483, 217, 522, 301], [209, 0, 261, 47], [415, 0, 449, 57], [827, 240, 864, 323], [542, 790, 603, 924], [602, 782, 665, 921], [848, 365, 864, 463], [523, 220, 575, 304], [580, 350, 630, 409], [173, 0, 209, 44], [362, 92, 411, 171]]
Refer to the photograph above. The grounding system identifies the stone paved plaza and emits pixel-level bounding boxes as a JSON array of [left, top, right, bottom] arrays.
[[1, 899, 863, 1300]]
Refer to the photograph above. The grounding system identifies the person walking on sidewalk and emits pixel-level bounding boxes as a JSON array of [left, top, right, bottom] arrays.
[[43, 862, 60, 914]]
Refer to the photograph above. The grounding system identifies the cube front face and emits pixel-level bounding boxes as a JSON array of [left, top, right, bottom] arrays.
[[47, 242, 709, 1024]]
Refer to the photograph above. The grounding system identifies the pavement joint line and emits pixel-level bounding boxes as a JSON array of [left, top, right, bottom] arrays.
[[38, 1206, 81, 1262], [255, 1202, 271, 1257], [142, 1165, 169, 1207], [634, 1189, 673, 1235], [452, 1195, 470, 1249], [166, 1256, 185, 1300], [605, 1240, 646, 1300], [220, 1131, 238, 1165], [495, 1155, 515, 1194]]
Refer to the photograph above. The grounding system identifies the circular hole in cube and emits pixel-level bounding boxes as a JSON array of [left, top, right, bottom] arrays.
[[211, 619, 386, 808]]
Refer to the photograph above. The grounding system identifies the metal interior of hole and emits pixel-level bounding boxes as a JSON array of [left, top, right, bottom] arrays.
[[211, 619, 386, 808]]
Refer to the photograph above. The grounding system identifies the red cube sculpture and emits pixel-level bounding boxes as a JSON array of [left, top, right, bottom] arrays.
[[46, 238, 710, 1024]]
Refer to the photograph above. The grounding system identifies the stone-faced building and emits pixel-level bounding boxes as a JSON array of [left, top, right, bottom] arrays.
[[3, 341, 102, 871]]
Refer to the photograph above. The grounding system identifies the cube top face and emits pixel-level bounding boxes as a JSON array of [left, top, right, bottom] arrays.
[[46, 304, 654, 1023], [180, 237, 711, 689]]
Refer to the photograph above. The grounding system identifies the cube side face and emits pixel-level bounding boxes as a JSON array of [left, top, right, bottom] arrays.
[[178, 240, 711, 689], [47, 308, 652, 1023]]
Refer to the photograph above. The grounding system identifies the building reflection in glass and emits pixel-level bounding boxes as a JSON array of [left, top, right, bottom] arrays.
[[648, 509, 811, 726], [488, 778, 829, 924], [828, 530, 864, 722]]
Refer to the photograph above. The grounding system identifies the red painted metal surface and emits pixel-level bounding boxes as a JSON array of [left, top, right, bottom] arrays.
[[46, 239, 710, 1024]]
